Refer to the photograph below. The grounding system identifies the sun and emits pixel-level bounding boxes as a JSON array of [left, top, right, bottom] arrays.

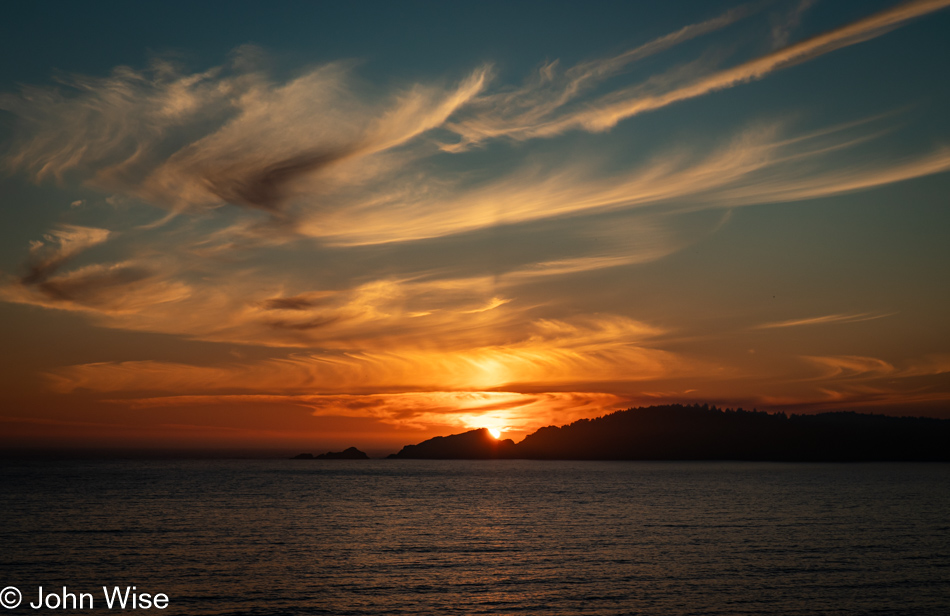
[[487, 427, 501, 439]]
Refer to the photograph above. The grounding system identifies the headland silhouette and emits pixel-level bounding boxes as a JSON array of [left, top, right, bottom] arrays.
[[387, 405, 950, 461]]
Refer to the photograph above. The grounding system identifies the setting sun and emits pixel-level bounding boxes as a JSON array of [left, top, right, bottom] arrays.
[[487, 428, 501, 439]]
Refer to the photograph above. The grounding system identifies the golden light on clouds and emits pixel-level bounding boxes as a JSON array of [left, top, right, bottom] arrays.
[[110, 390, 626, 440], [46, 315, 681, 395]]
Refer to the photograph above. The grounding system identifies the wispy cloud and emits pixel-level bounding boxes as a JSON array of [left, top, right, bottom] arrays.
[[3, 261, 190, 314], [2, 223, 191, 314], [299, 119, 950, 246], [1, 212, 682, 347], [139, 64, 488, 215], [579, 0, 950, 129], [755, 312, 894, 329], [116, 391, 626, 434], [46, 314, 684, 395], [715, 146, 950, 206], [771, 0, 819, 48], [737, 352, 950, 411], [804, 354, 897, 379], [445, 0, 950, 144], [441, 3, 758, 150], [2, 114, 945, 378], [803, 353, 950, 381], [20, 224, 110, 284], [2, 4, 948, 251], [1, 49, 489, 217]]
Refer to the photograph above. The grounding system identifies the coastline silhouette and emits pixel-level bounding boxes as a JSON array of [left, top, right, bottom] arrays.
[[387, 405, 950, 461]]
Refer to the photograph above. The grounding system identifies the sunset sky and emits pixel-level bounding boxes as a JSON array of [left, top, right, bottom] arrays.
[[1, 0, 949, 454]]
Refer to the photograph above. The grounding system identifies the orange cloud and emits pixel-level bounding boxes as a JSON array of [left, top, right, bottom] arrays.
[[115, 390, 626, 436], [803, 355, 897, 380], [47, 314, 683, 395]]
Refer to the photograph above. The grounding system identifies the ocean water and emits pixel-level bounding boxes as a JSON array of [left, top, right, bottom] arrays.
[[1, 460, 948, 615]]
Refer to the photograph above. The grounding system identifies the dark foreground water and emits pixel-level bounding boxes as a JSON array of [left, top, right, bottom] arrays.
[[1, 460, 948, 615]]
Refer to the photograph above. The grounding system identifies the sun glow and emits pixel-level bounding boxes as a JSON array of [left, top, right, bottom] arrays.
[[487, 427, 501, 439]]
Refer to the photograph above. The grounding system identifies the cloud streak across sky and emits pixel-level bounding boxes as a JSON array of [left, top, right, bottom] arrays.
[[1, 0, 949, 446], [444, 0, 950, 143]]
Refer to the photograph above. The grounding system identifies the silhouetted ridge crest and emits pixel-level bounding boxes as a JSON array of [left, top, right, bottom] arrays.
[[390, 405, 950, 461], [388, 428, 516, 459]]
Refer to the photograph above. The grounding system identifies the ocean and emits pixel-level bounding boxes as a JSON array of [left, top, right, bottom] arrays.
[[2, 460, 948, 615]]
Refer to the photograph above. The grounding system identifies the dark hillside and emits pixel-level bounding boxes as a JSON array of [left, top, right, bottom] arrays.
[[390, 405, 950, 461], [515, 405, 950, 461], [388, 428, 517, 459]]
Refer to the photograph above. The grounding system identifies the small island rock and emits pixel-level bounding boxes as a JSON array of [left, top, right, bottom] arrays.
[[315, 446, 370, 460]]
